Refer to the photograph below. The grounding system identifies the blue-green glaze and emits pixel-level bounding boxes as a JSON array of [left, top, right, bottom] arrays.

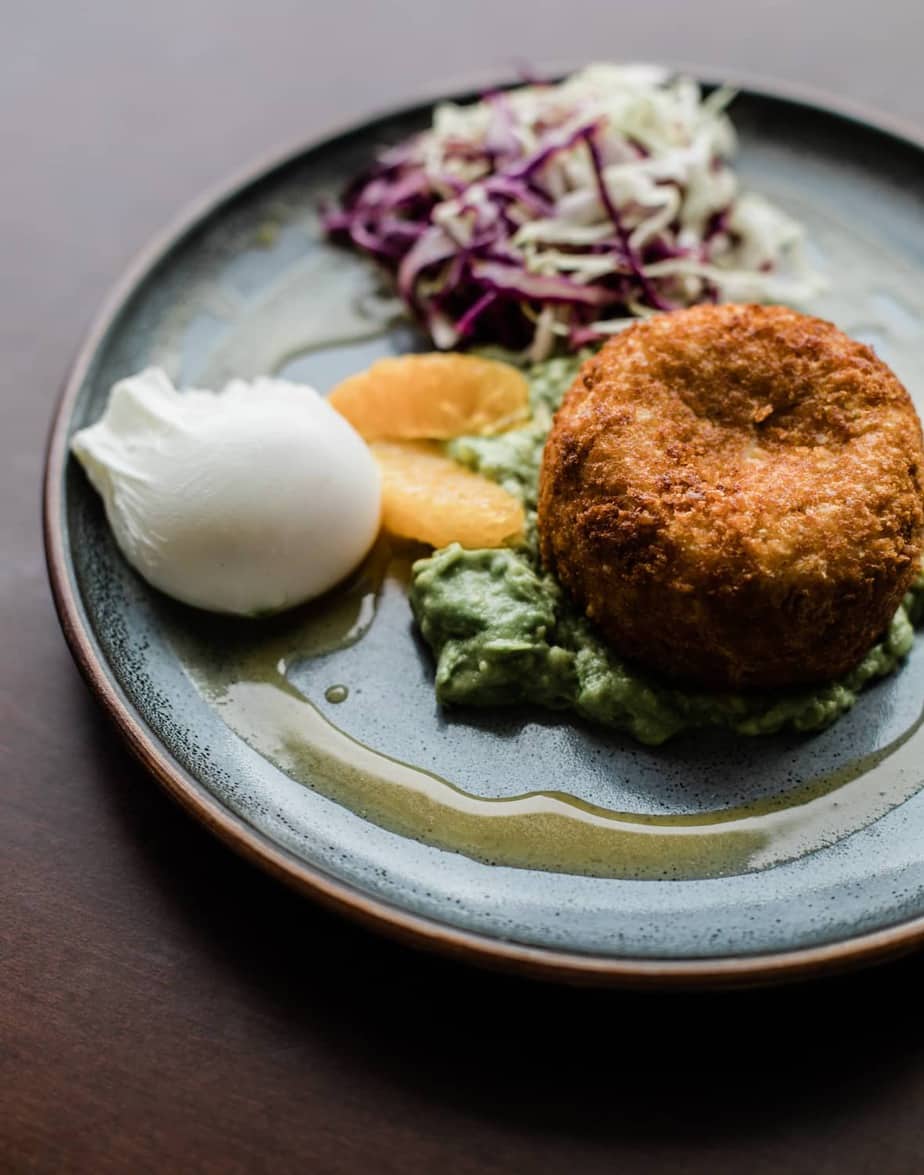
[[56, 88, 924, 963]]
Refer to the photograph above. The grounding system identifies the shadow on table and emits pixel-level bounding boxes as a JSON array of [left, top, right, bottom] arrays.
[[87, 691, 924, 1149]]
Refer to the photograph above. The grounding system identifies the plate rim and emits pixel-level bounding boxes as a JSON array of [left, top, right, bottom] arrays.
[[43, 66, 924, 989]]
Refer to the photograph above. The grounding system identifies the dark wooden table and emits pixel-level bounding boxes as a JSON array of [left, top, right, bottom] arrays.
[[5, 3, 924, 1171]]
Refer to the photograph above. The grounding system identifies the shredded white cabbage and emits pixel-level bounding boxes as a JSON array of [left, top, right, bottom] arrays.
[[423, 65, 824, 356], [330, 64, 825, 358]]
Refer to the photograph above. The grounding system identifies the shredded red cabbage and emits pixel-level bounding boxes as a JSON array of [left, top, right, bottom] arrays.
[[324, 65, 819, 357]]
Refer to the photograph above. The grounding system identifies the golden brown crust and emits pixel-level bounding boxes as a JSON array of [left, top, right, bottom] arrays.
[[538, 303, 924, 690]]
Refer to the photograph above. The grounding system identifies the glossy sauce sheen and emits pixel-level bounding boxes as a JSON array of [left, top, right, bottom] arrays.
[[165, 199, 924, 883], [169, 549, 924, 881]]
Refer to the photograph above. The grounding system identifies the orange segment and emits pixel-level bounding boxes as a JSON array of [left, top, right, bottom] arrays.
[[329, 353, 529, 441], [372, 441, 525, 549]]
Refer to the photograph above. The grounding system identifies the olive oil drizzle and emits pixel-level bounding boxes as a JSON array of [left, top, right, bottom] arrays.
[[170, 550, 924, 882]]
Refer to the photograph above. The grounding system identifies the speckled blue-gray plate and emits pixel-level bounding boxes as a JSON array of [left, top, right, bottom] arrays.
[[44, 76, 924, 986]]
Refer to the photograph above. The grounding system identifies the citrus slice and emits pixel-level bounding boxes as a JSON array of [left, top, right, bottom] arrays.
[[329, 353, 529, 441], [372, 441, 525, 549]]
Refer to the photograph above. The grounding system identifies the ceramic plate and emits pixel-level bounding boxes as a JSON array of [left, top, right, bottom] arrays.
[[44, 74, 924, 986]]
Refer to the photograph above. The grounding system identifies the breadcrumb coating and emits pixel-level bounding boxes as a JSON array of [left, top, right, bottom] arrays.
[[538, 303, 924, 689]]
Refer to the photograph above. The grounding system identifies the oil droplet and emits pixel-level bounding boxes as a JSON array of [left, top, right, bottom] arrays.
[[167, 550, 924, 881], [200, 677, 924, 881]]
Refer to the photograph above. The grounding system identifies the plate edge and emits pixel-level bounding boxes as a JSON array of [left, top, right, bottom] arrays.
[[42, 67, 924, 990]]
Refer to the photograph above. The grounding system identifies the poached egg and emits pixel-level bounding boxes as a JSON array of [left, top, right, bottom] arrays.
[[70, 368, 382, 615]]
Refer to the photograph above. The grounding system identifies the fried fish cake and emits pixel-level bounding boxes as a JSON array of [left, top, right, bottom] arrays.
[[538, 303, 924, 690]]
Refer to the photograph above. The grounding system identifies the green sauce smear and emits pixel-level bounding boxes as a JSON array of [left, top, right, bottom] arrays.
[[411, 353, 924, 746]]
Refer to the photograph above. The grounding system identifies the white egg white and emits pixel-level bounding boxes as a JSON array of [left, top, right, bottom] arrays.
[[70, 368, 382, 615]]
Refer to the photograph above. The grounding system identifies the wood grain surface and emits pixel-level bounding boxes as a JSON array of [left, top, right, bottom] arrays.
[[4, 2, 924, 1171]]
